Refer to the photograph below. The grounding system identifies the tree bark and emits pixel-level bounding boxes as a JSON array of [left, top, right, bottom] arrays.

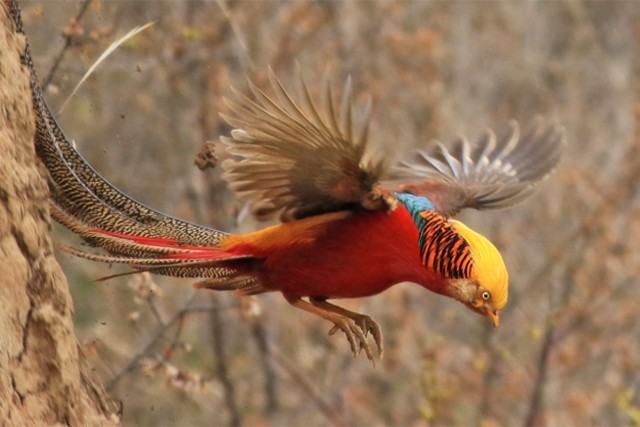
[[0, 3, 118, 426]]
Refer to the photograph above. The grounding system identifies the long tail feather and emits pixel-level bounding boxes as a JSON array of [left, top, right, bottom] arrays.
[[16, 9, 226, 248], [10, 3, 261, 290]]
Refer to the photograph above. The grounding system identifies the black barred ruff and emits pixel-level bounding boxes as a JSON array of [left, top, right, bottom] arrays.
[[417, 211, 473, 280]]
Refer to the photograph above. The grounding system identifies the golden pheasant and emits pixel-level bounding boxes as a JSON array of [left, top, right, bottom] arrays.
[[15, 6, 564, 361]]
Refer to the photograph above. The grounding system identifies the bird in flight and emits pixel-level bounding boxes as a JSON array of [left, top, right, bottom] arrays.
[[32, 64, 563, 362]]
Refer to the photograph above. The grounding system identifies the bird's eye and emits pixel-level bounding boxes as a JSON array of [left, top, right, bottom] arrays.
[[481, 291, 491, 301]]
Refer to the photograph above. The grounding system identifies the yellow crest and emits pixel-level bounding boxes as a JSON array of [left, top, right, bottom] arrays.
[[449, 220, 509, 310]]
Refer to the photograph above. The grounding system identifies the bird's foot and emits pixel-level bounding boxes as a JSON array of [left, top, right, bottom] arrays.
[[352, 314, 384, 357], [328, 318, 376, 363], [285, 296, 384, 365]]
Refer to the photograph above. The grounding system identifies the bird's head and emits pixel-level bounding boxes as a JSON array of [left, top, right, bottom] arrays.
[[445, 220, 508, 328]]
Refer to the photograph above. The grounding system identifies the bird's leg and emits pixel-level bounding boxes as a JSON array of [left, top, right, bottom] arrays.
[[309, 297, 384, 359], [284, 295, 376, 363]]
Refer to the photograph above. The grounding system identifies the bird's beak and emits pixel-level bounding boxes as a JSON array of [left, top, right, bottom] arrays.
[[487, 310, 500, 328]]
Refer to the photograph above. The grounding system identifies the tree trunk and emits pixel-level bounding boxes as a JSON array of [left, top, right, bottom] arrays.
[[0, 3, 118, 426]]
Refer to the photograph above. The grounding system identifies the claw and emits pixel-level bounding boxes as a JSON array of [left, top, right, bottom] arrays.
[[353, 314, 384, 358], [334, 319, 358, 356], [327, 318, 375, 363], [360, 338, 374, 363]]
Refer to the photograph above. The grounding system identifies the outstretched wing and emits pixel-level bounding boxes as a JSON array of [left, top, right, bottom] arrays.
[[221, 69, 388, 222], [391, 119, 565, 216]]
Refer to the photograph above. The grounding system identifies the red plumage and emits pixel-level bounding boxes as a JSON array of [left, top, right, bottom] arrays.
[[222, 205, 445, 299]]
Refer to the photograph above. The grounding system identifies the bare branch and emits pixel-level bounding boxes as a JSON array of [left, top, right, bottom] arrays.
[[209, 294, 242, 426], [42, 0, 91, 89]]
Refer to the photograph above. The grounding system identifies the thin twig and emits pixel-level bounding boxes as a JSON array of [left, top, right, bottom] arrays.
[[146, 296, 165, 326], [106, 291, 197, 391], [250, 320, 279, 412], [215, 0, 254, 71], [523, 233, 585, 427], [269, 347, 347, 427], [523, 321, 555, 427], [210, 294, 242, 426], [106, 292, 236, 391], [478, 322, 498, 424], [42, 0, 92, 89]]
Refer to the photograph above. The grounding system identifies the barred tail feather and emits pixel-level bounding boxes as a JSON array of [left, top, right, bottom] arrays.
[[36, 98, 228, 247], [53, 204, 260, 284], [60, 242, 260, 294], [194, 276, 264, 296], [11, 1, 263, 294], [20, 21, 227, 248]]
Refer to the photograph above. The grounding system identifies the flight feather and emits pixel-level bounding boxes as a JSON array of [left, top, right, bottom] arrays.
[[221, 68, 387, 221], [391, 118, 565, 216]]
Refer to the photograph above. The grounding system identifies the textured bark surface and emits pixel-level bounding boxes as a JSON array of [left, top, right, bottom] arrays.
[[0, 4, 118, 426]]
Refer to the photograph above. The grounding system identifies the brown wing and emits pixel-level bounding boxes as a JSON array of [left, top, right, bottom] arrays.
[[221, 69, 388, 222], [391, 119, 565, 216]]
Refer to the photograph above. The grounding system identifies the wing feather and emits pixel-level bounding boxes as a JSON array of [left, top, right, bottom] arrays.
[[221, 68, 387, 221], [392, 118, 565, 215]]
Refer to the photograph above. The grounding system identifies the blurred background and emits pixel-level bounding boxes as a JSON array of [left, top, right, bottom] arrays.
[[21, 1, 640, 425]]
